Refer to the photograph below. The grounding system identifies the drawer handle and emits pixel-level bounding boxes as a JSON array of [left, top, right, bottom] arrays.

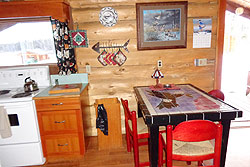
[[52, 102, 63, 106], [58, 143, 68, 147], [54, 120, 65, 123]]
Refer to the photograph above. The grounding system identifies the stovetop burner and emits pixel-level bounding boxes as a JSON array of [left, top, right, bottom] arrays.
[[0, 90, 11, 95], [12, 92, 32, 98]]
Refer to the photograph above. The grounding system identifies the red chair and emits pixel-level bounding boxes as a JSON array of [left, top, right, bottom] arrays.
[[208, 89, 224, 101], [121, 98, 164, 167], [160, 120, 223, 167]]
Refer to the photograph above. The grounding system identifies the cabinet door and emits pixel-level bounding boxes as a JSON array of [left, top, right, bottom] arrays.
[[0, 1, 71, 23], [38, 110, 80, 135], [43, 134, 80, 156]]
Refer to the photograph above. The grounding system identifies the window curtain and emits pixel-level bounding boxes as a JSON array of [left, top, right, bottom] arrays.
[[51, 18, 77, 75]]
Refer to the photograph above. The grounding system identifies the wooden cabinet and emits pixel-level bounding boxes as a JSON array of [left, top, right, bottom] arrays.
[[38, 110, 79, 135], [35, 96, 85, 159], [0, 0, 71, 23], [35, 97, 81, 111], [43, 134, 81, 156]]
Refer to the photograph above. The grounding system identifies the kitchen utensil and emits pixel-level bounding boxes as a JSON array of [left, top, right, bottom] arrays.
[[24, 77, 39, 92]]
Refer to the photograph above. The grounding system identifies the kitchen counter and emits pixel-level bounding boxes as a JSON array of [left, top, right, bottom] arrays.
[[33, 74, 89, 159], [33, 83, 88, 100], [33, 73, 89, 100]]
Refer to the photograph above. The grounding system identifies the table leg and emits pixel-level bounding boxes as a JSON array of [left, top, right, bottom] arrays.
[[148, 125, 159, 167], [137, 103, 143, 118], [220, 119, 231, 167]]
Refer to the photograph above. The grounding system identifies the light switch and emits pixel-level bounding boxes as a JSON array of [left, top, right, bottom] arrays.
[[86, 64, 91, 73], [194, 58, 207, 66]]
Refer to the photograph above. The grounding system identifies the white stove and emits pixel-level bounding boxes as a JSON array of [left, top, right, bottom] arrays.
[[0, 66, 50, 167], [0, 87, 47, 103]]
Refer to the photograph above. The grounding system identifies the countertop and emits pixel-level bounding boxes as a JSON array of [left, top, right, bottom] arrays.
[[33, 83, 88, 100]]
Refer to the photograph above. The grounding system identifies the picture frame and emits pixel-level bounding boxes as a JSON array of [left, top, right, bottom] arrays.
[[136, 1, 188, 50]]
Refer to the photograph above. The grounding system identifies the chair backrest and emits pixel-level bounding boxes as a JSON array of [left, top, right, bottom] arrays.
[[171, 120, 221, 142], [121, 98, 138, 137], [166, 120, 223, 167], [208, 89, 225, 101], [121, 98, 163, 167]]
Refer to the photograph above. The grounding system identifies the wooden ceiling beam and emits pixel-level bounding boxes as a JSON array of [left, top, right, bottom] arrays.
[[227, 0, 250, 19]]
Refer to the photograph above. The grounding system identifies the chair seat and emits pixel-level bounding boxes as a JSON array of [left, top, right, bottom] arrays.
[[129, 117, 165, 134], [162, 135, 214, 156]]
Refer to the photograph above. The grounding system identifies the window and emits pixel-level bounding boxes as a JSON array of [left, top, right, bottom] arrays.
[[0, 17, 57, 66], [222, 11, 250, 95]]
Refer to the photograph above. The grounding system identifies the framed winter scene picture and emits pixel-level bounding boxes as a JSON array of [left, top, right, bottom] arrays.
[[136, 1, 187, 50]]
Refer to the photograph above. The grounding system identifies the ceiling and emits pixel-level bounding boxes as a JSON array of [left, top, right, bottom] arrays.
[[228, 0, 250, 8], [227, 0, 250, 19]]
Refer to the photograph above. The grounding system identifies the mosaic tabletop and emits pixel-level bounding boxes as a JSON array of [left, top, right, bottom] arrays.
[[136, 84, 240, 116]]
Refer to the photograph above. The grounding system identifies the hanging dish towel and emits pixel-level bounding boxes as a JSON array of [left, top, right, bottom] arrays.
[[0, 106, 12, 139], [96, 104, 108, 135]]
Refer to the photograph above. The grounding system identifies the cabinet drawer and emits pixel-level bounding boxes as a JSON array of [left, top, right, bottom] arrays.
[[43, 134, 80, 156], [35, 97, 81, 111], [38, 110, 82, 135]]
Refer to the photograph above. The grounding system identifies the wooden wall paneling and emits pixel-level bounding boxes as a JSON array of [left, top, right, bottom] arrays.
[[72, 2, 217, 23], [76, 21, 136, 40], [188, 2, 218, 17], [84, 63, 214, 80], [75, 38, 216, 69], [74, 24, 217, 50], [69, 0, 218, 9], [68, 0, 220, 136], [72, 5, 135, 23]]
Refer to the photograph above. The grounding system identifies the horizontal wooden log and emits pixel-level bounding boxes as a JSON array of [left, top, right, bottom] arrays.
[[76, 49, 216, 66], [78, 20, 135, 40], [74, 20, 217, 42], [72, 5, 135, 23], [75, 40, 216, 68], [69, 0, 217, 9], [81, 36, 216, 51], [85, 65, 214, 87], [71, 2, 217, 22]]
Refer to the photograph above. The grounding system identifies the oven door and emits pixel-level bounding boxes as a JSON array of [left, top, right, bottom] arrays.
[[0, 101, 40, 145]]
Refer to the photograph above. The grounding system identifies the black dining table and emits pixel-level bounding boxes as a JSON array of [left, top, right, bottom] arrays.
[[134, 84, 242, 167]]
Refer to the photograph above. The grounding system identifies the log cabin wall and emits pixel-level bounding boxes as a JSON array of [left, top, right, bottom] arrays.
[[68, 0, 219, 136], [2, 0, 219, 136]]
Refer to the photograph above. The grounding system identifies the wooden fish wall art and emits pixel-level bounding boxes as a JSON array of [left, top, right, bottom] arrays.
[[92, 39, 130, 66]]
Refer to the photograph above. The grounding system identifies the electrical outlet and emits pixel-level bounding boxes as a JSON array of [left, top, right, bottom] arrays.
[[158, 60, 162, 68], [194, 58, 207, 66], [86, 64, 91, 73]]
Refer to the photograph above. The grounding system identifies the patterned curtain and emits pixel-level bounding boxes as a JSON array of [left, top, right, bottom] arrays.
[[51, 18, 77, 75]]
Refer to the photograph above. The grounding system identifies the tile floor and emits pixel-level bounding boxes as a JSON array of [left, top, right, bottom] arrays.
[[224, 92, 250, 167]]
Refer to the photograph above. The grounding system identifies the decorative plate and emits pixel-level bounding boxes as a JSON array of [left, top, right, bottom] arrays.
[[99, 7, 118, 27]]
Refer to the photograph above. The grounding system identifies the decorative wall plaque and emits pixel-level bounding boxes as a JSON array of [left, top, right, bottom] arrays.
[[99, 7, 118, 27]]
